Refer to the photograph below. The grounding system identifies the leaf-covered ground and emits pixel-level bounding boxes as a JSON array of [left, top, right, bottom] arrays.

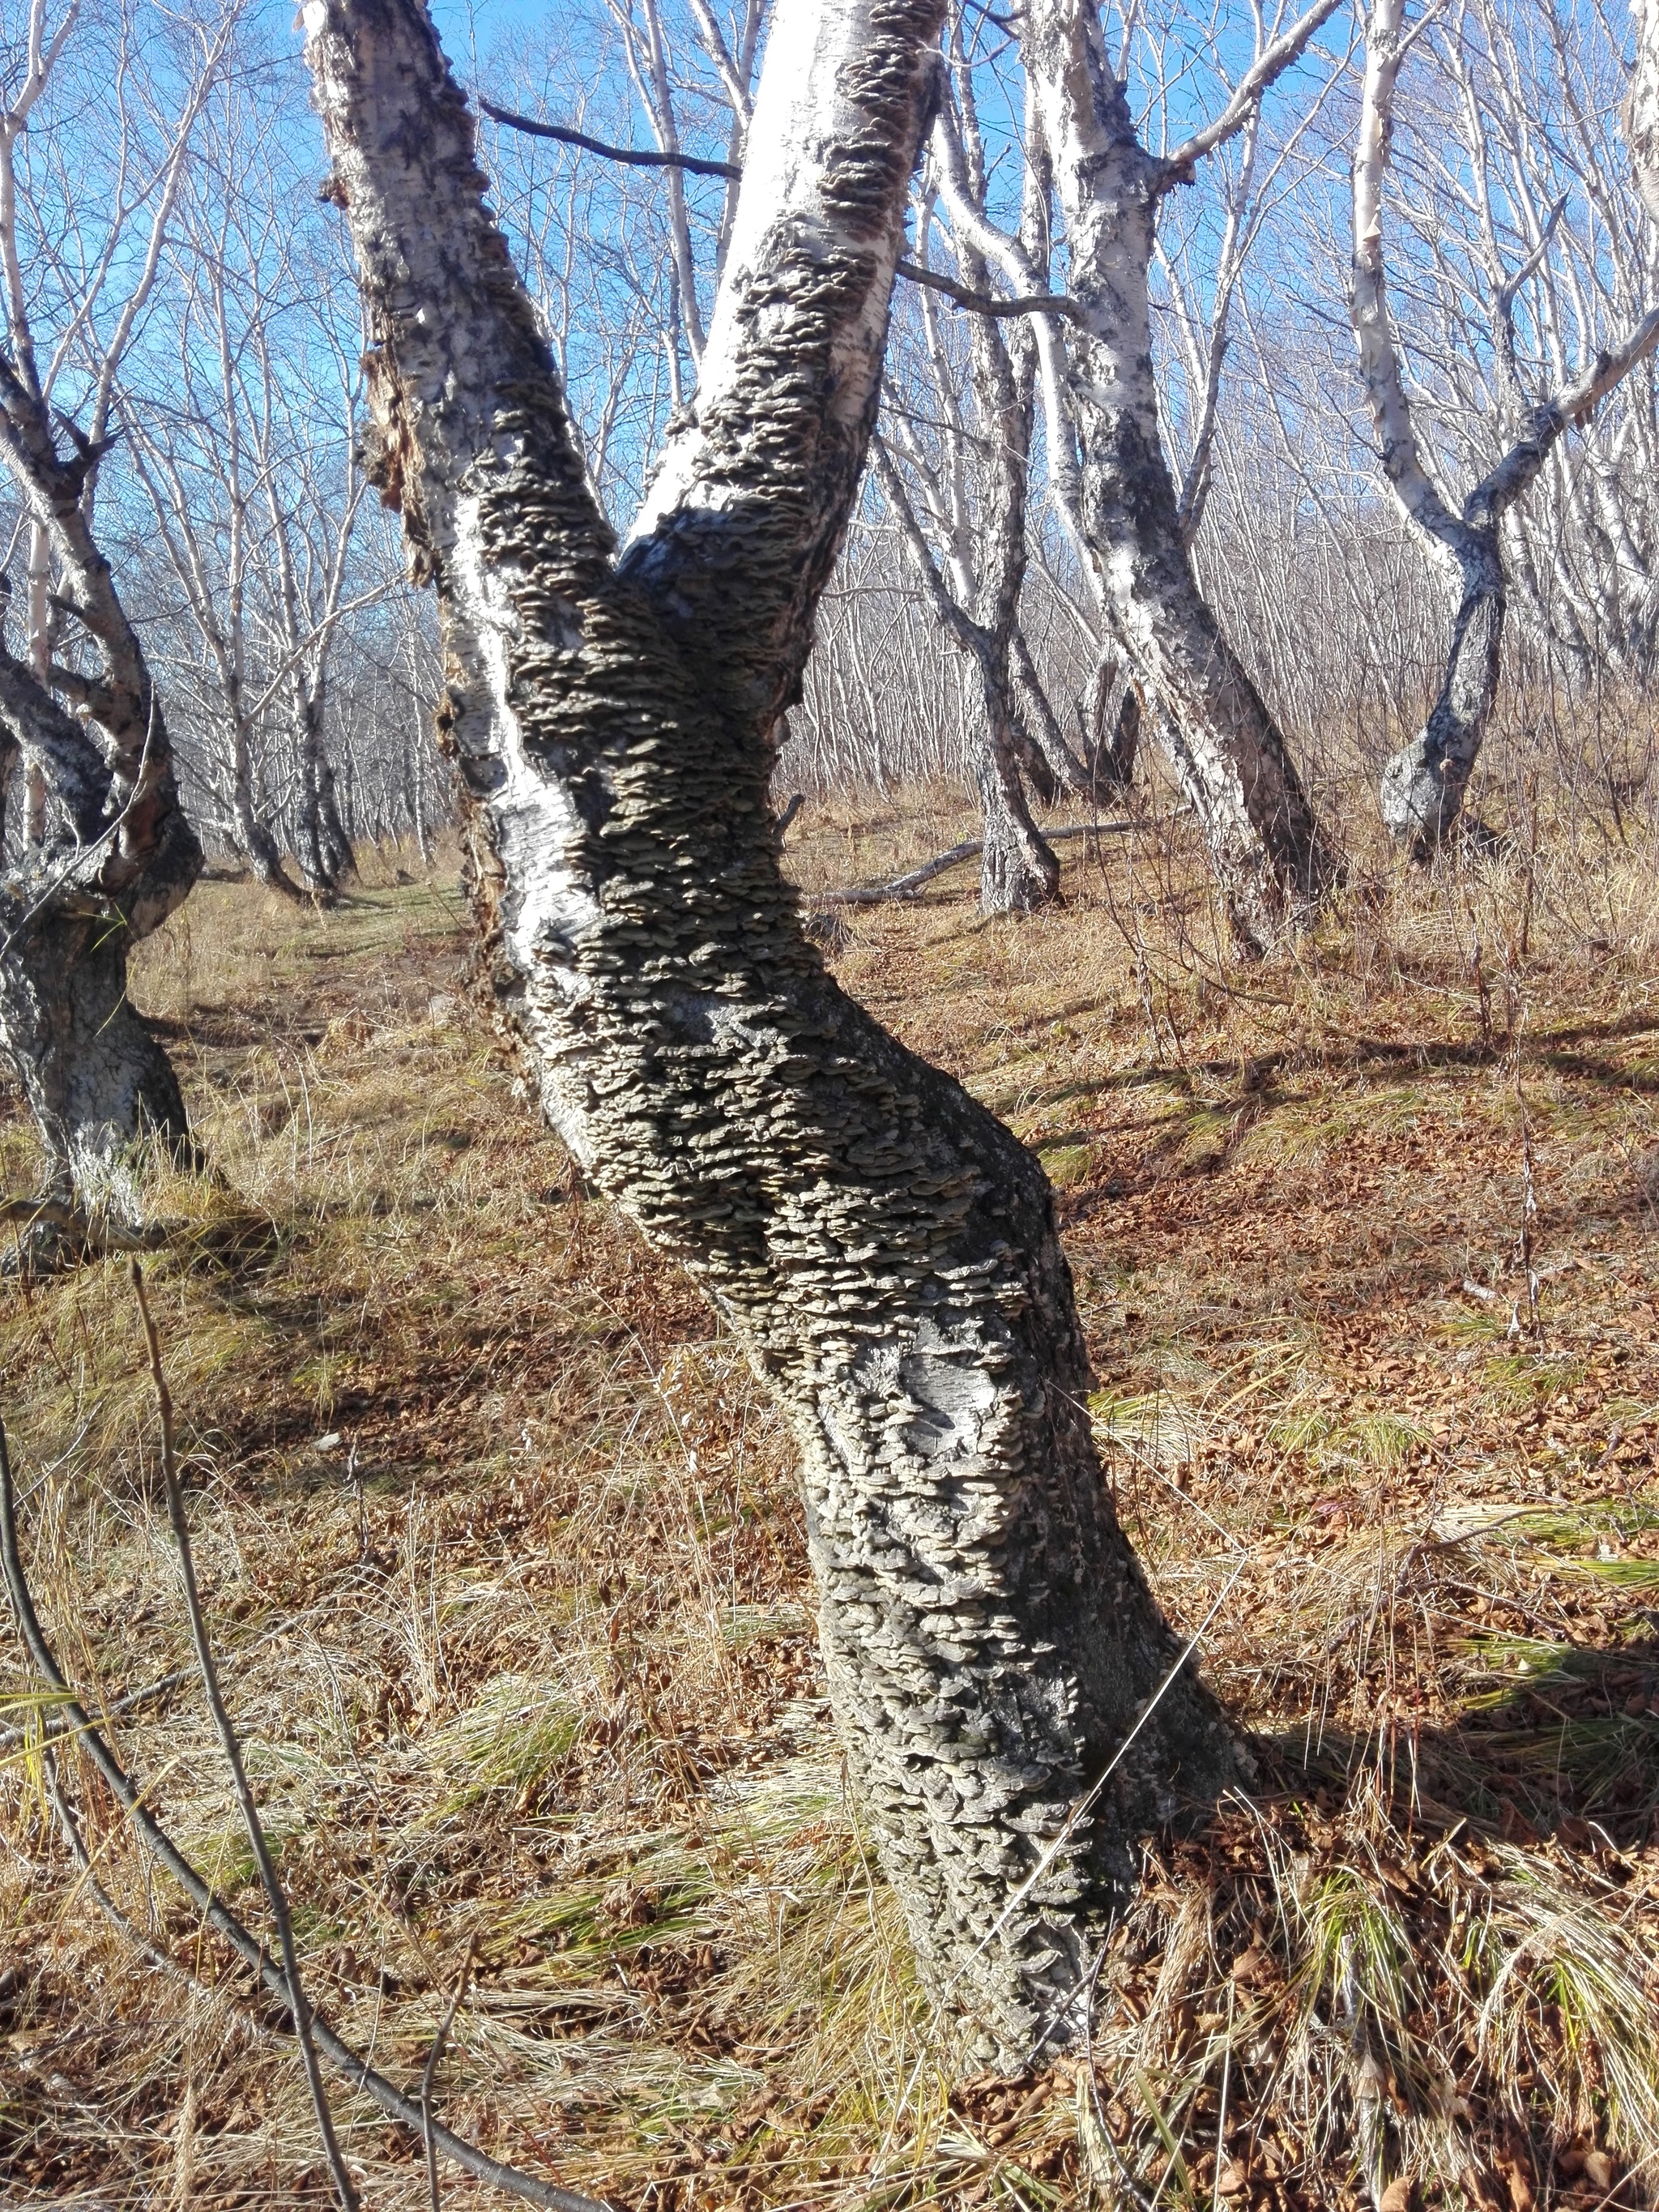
[[1, 804, 1655, 2210]]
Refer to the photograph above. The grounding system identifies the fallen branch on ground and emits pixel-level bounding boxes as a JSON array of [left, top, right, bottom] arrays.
[[812, 822, 1133, 907]]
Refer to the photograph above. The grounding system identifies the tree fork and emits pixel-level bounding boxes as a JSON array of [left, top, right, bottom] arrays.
[[305, 0, 1238, 2058]]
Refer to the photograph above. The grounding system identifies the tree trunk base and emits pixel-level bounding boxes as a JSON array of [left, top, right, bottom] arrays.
[[979, 762, 1063, 916], [0, 903, 195, 1208]]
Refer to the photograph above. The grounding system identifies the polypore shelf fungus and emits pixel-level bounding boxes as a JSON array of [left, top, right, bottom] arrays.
[[304, 0, 1238, 2056]]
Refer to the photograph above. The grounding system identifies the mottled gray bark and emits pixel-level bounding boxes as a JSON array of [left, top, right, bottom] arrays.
[[306, 0, 1236, 2056], [1017, 0, 1341, 957], [293, 681, 355, 897], [0, 368, 200, 1215], [1078, 647, 1141, 798], [979, 698, 1063, 911]]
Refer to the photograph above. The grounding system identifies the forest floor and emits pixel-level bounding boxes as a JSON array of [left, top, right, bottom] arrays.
[[1, 795, 1657, 2212]]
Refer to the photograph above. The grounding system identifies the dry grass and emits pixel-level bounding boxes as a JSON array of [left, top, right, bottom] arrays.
[[0, 805, 1656, 2210]]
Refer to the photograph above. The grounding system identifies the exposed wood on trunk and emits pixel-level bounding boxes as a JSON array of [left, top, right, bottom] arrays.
[[307, 0, 1236, 2058]]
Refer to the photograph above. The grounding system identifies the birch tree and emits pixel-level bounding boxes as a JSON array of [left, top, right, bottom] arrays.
[[873, 59, 1085, 914], [1629, 0, 1659, 224], [305, 0, 1235, 2055], [0, 0, 229, 1233], [1351, 0, 1659, 856], [1004, 0, 1343, 957]]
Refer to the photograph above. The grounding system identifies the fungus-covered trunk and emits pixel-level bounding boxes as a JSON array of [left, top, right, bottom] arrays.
[[306, 0, 1236, 2058], [1021, 0, 1336, 955]]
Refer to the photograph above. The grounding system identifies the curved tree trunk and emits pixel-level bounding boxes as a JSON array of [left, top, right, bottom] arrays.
[[308, 0, 1237, 2059], [0, 386, 201, 1225], [1354, 0, 1659, 863], [1020, 0, 1339, 958], [1378, 525, 1503, 857]]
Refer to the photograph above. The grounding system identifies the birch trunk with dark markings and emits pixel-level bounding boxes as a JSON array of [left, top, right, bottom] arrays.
[[1015, 0, 1341, 957], [0, 373, 199, 1222], [305, 0, 1236, 2056], [1354, 0, 1659, 858]]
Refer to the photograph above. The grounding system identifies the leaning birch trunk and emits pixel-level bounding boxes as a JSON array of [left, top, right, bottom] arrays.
[[1353, 0, 1659, 857], [305, 0, 1236, 2056], [1016, 0, 1340, 957]]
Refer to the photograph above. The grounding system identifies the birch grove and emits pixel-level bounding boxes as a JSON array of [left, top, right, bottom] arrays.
[[1351, 0, 1659, 856]]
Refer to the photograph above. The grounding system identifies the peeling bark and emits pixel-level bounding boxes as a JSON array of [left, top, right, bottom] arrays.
[[306, 0, 1237, 2056], [1017, 0, 1341, 957]]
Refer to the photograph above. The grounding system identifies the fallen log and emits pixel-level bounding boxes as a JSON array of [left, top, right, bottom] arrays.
[[812, 821, 1133, 907]]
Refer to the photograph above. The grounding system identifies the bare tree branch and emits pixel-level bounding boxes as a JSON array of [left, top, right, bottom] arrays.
[[479, 98, 740, 177], [423, 1936, 477, 2212], [0, 1407, 610, 2212], [1162, 0, 1346, 179]]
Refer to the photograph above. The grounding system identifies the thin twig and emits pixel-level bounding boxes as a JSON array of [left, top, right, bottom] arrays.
[[424, 1937, 477, 2212], [132, 1263, 360, 2212], [475, 107, 1076, 322], [0, 1412, 611, 2212]]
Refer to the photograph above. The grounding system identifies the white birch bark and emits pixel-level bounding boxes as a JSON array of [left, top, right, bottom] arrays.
[[305, 0, 1236, 2055], [1018, 0, 1343, 958], [1627, 0, 1659, 224]]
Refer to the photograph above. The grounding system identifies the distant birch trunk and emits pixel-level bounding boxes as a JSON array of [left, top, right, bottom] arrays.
[[1627, 0, 1659, 224], [1015, 0, 1341, 957], [0, 381, 201, 1210], [1354, 0, 1659, 856], [306, 0, 1235, 2056]]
